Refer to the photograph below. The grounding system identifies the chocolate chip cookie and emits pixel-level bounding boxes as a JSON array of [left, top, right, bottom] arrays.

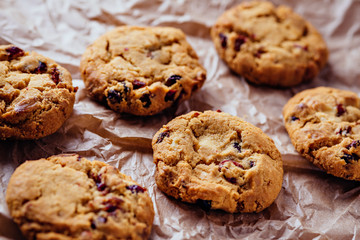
[[211, 1, 328, 87], [152, 110, 283, 213], [0, 45, 76, 140], [283, 87, 360, 180], [80, 26, 206, 116], [6, 154, 154, 240]]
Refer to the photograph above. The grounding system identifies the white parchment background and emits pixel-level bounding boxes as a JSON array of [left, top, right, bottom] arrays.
[[1, 0, 360, 239]]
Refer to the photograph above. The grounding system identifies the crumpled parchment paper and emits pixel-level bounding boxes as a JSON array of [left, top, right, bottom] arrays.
[[1, 0, 360, 239]]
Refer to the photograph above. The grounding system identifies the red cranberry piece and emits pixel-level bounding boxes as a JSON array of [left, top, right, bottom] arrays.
[[96, 182, 107, 191], [250, 161, 255, 168], [140, 93, 151, 108], [336, 104, 346, 117], [51, 68, 60, 84], [216, 109, 222, 113], [233, 142, 241, 152], [77, 155, 82, 161], [107, 90, 122, 104], [126, 185, 146, 194], [74, 86, 79, 92], [165, 90, 177, 102], [254, 49, 266, 58], [193, 112, 200, 117], [347, 140, 360, 149], [225, 177, 237, 184], [196, 199, 212, 211], [156, 130, 170, 143], [291, 116, 299, 121], [133, 79, 146, 89], [218, 160, 244, 171], [234, 35, 246, 51], [6, 46, 24, 60], [294, 44, 308, 51], [90, 221, 96, 229], [341, 153, 359, 164], [219, 33, 227, 48], [33, 61, 47, 74], [337, 126, 352, 136], [122, 82, 129, 94], [103, 197, 123, 212], [165, 75, 182, 87]]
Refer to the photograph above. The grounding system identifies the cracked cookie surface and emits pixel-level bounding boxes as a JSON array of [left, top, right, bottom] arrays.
[[0, 45, 76, 139], [283, 87, 360, 180], [152, 110, 283, 213], [80, 26, 206, 116], [211, 1, 328, 87], [6, 154, 154, 240]]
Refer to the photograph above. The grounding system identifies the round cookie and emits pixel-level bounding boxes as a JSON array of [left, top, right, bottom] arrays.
[[152, 110, 283, 213], [80, 26, 206, 116], [211, 1, 328, 87], [6, 154, 154, 240], [0, 45, 76, 140], [283, 87, 360, 181]]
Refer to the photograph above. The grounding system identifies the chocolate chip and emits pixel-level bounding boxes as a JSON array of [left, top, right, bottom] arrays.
[[156, 130, 170, 143], [133, 79, 146, 89], [165, 90, 177, 102], [219, 33, 227, 48], [90, 221, 96, 229], [233, 142, 241, 152], [51, 68, 60, 84], [6, 46, 24, 60], [33, 61, 47, 74], [234, 35, 246, 51], [165, 75, 182, 87], [126, 185, 146, 194], [336, 104, 346, 117], [140, 93, 151, 108], [122, 82, 129, 94], [196, 199, 212, 211], [250, 161, 255, 168], [107, 90, 122, 104]]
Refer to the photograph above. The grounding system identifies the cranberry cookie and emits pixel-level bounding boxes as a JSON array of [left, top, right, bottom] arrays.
[[283, 87, 360, 181], [80, 26, 206, 116], [152, 110, 283, 213], [6, 154, 154, 240], [211, 1, 328, 87], [0, 45, 76, 139]]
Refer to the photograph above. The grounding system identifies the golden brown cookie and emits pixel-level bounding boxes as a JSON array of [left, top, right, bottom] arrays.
[[211, 1, 328, 87], [152, 110, 283, 213], [0, 45, 76, 140], [283, 87, 360, 180], [6, 154, 154, 240], [80, 26, 206, 116]]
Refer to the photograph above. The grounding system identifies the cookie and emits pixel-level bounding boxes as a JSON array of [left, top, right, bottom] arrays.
[[211, 1, 328, 87], [0, 45, 76, 140], [6, 154, 154, 240], [152, 110, 283, 213], [283, 87, 360, 181], [80, 26, 206, 116]]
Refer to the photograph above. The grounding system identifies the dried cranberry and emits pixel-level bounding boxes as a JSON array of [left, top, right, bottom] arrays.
[[254, 49, 266, 58], [51, 68, 60, 84], [347, 140, 360, 149], [133, 80, 146, 89], [103, 197, 123, 212], [6, 46, 24, 59], [74, 86, 79, 92], [34, 61, 47, 74], [233, 142, 241, 152], [140, 93, 151, 108], [218, 160, 244, 171], [294, 44, 308, 51], [219, 33, 227, 48], [156, 130, 170, 143], [90, 221, 96, 229], [291, 116, 299, 121], [234, 35, 246, 51], [107, 90, 122, 104], [126, 185, 145, 194], [165, 90, 177, 102], [216, 109, 222, 113], [165, 75, 182, 87], [96, 182, 106, 191], [341, 153, 359, 164], [337, 126, 352, 136], [336, 104, 346, 117], [122, 82, 129, 93], [196, 199, 212, 211], [250, 161, 255, 168], [225, 177, 237, 184], [193, 112, 200, 117]]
